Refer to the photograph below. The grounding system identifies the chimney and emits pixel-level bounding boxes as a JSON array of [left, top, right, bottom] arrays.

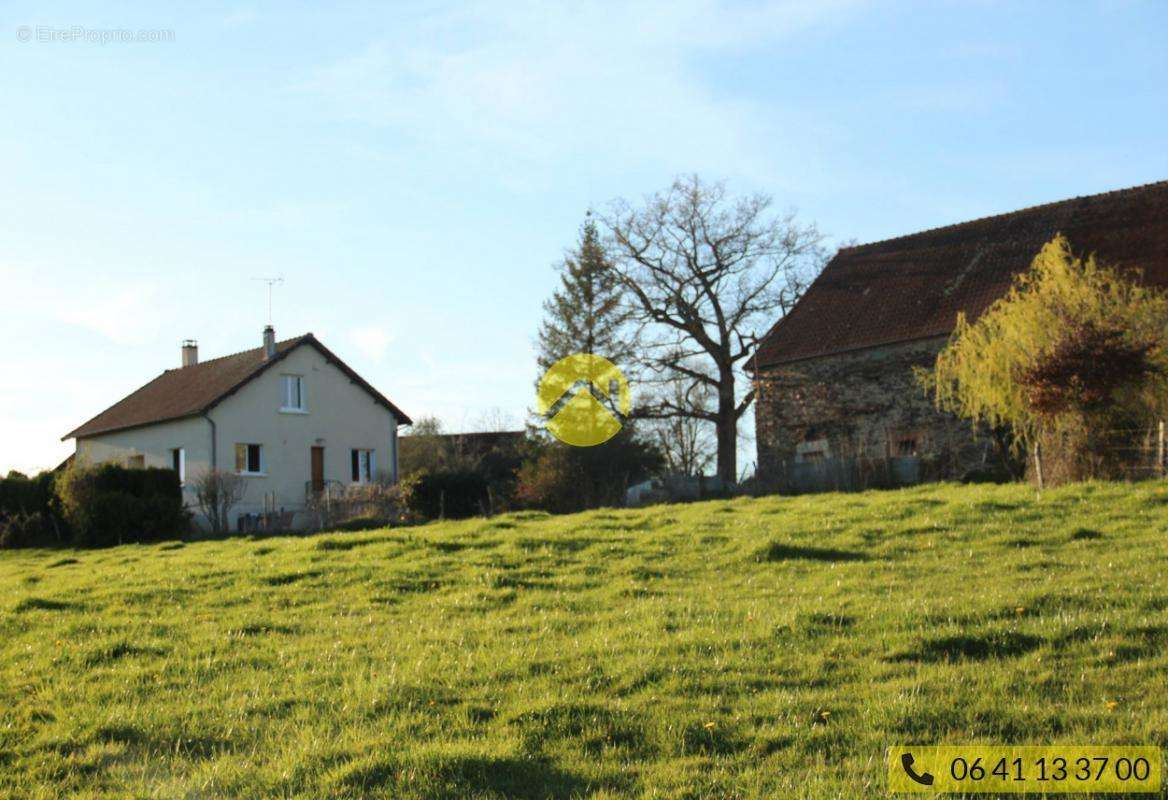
[[181, 339, 198, 368], [263, 325, 276, 360]]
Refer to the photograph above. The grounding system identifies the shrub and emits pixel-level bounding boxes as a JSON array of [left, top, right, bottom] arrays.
[[192, 469, 246, 534], [55, 462, 188, 547], [399, 423, 527, 513], [327, 515, 388, 533], [0, 470, 66, 548], [515, 429, 662, 514], [307, 473, 420, 530], [924, 235, 1168, 485], [0, 470, 57, 517], [409, 469, 490, 520], [0, 511, 61, 549]]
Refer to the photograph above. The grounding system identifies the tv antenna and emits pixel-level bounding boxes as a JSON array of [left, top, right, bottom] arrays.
[[252, 276, 284, 324]]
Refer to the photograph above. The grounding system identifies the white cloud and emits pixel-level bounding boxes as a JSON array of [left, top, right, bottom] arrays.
[[223, 7, 258, 27], [295, 0, 865, 185], [55, 284, 168, 346], [888, 84, 1001, 114], [1, 265, 167, 346], [349, 324, 395, 362]]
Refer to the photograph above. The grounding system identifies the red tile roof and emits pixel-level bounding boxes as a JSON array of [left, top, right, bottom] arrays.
[[64, 334, 410, 440], [753, 180, 1168, 369]]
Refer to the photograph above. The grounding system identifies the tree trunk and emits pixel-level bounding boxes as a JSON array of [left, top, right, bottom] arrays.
[[715, 369, 737, 485]]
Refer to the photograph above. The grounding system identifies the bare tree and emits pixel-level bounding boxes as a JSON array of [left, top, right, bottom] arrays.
[[193, 469, 246, 534], [603, 175, 825, 483], [651, 378, 716, 477], [470, 407, 520, 433]]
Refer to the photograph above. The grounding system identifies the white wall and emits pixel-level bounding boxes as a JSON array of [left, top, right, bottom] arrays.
[[76, 415, 211, 511], [74, 343, 403, 530]]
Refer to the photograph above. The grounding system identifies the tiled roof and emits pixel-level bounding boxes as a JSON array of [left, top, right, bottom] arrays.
[[64, 334, 410, 439], [753, 180, 1168, 368]]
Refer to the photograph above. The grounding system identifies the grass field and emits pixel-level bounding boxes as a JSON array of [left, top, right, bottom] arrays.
[[2, 481, 1167, 798]]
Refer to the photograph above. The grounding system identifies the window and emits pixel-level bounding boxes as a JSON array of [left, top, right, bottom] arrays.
[[795, 438, 829, 464], [281, 375, 306, 412], [891, 431, 921, 457], [126, 454, 145, 469], [171, 447, 186, 484], [351, 449, 376, 483], [235, 443, 264, 474]]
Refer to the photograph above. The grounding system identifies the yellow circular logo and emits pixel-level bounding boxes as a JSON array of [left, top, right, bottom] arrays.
[[537, 353, 630, 447]]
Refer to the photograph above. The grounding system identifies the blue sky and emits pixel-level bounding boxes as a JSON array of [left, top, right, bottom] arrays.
[[1, 1, 1165, 474]]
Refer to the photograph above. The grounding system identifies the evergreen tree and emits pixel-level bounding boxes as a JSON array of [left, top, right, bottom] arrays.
[[536, 214, 636, 372]]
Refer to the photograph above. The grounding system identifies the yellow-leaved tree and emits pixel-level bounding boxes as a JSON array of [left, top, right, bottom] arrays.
[[923, 234, 1168, 485]]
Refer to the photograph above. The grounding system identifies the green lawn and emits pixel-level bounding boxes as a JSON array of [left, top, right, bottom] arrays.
[[2, 481, 1167, 798]]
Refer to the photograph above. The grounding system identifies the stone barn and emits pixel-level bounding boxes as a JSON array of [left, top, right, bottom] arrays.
[[751, 180, 1168, 491]]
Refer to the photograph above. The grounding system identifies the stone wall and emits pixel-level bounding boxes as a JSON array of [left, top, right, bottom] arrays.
[[754, 337, 1001, 488]]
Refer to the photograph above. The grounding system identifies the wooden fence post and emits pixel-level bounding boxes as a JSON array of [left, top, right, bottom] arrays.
[[1033, 440, 1044, 492], [1158, 420, 1165, 479]]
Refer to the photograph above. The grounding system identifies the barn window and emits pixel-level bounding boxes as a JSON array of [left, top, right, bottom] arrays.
[[892, 432, 920, 457], [795, 437, 830, 463]]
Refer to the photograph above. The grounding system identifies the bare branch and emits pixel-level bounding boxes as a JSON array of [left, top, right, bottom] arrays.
[[601, 175, 825, 481]]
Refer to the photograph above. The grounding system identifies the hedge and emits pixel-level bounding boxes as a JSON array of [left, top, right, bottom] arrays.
[[54, 463, 188, 547]]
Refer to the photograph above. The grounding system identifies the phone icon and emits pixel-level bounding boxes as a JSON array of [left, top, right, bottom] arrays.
[[901, 753, 935, 786]]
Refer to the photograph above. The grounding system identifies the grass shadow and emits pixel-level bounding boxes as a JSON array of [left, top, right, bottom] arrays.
[[336, 752, 599, 799], [13, 597, 82, 613], [83, 641, 169, 667], [315, 537, 382, 552], [755, 541, 868, 563], [260, 570, 324, 586], [891, 630, 1043, 663]]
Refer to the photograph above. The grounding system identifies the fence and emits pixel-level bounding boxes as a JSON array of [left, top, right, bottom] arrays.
[[767, 455, 925, 495], [1031, 422, 1167, 489], [303, 480, 403, 530], [767, 422, 1168, 496], [626, 475, 729, 506]]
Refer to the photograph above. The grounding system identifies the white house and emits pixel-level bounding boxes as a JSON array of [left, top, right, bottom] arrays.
[[62, 326, 411, 530]]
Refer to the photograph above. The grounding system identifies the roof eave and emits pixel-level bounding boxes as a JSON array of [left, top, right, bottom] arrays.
[[63, 411, 206, 442], [753, 332, 952, 371]]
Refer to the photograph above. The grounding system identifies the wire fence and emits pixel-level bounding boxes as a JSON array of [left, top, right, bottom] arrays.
[[303, 480, 404, 530], [761, 422, 1168, 495], [1031, 422, 1167, 489], [233, 481, 404, 533]]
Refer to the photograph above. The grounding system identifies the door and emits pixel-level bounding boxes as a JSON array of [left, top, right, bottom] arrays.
[[310, 446, 325, 492]]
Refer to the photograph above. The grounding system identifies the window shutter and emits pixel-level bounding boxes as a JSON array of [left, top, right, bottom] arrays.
[[369, 450, 376, 481], [235, 444, 246, 472], [351, 450, 359, 482]]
